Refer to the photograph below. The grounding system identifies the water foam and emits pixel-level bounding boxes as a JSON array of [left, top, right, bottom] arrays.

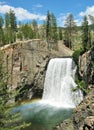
[[42, 58, 83, 108]]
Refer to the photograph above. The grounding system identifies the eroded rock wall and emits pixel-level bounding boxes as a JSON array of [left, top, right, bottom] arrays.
[[79, 47, 94, 86], [1, 40, 73, 101]]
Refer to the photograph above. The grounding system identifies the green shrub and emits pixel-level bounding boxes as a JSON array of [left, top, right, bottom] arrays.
[[72, 79, 90, 95], [72, 48, 84, 65]]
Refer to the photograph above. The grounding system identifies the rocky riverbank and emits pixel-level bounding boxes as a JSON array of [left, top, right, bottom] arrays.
[[73, 89, 94, 130], [54, 89, 94, 130]]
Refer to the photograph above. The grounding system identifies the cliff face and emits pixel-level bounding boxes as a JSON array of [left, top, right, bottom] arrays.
[[79, 47, 94, 86], [1, 40, 73, 101]]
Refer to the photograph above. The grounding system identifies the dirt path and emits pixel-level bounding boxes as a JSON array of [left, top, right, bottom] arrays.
[[58, 41, 73, 56]]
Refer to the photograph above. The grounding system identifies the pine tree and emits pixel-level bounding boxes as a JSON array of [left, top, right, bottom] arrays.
[[88, 15, 94, 47], [0, 51, 31, 129], [4, 10, 17, 43], [88, 29, 91, 49], [4, 12, 10, 44], [32, 19, 38, 38], [59, 27, 63, 40], [5, 12, 10, 29], [46, 11, 59, 50], [40, 20, 46, 40], [46, 11, 51, 42], [0, 51, 8, 127], [0, 16, 4, 46], [0, 16, 3, 29], [9, 9, 17, 32], [89, 15, 94, 27], [81, 16, 89, 51], [20, 23, 33, 40], [64, 13, 76, 49], [50, 13, 58, 42]]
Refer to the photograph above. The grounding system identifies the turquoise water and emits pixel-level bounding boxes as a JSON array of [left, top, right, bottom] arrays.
[[13, 100, 73, 130]]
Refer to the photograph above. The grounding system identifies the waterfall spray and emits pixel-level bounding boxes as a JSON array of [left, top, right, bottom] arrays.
[[42, 58, 83, 108]]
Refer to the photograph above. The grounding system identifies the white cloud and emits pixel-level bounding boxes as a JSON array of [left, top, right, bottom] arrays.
[[14, 7, 46, 21], [58, 13, 82, 27], [0, 4, 46, 21], [34, 4, 43, 8], [57, 13, 68, 27], [74, 19, 82, 26], [58, 6, 94, 27], [0, 5, 14, 14], [79, 5, 94, 24], [80, 5, 94, 17], [0, 1, 6, 5]]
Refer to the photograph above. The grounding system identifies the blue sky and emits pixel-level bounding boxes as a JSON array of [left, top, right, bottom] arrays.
[[0, 0, 94, 26]]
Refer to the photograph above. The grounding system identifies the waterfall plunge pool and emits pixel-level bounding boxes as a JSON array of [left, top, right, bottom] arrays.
[[12, 58, 83, 130], [12, 100, 73, 130]]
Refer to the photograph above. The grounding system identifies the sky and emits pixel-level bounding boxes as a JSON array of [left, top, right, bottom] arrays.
[[0, 0, 94, 26]]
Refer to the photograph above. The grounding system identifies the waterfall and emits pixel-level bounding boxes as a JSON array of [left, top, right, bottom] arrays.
[[42, 58, 83, 108], [13, 58, 80, 129]]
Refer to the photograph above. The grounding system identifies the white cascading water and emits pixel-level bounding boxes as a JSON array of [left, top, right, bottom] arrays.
[[42, 58, 83, 108]]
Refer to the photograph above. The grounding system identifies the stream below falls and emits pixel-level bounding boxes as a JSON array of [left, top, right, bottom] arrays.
[[13, 100, 73, 130]]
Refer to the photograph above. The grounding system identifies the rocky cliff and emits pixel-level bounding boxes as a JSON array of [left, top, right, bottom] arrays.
[[79, 47, 94, 86], [1, 40, 73, 101]]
